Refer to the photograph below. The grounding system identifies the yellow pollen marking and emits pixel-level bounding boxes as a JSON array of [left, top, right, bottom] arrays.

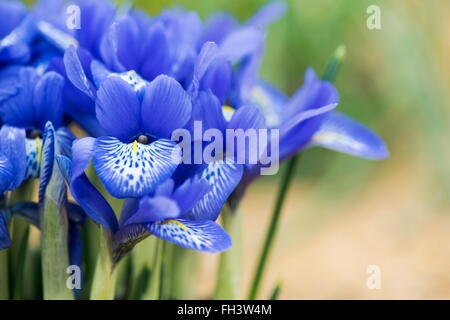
[[132, 140, 137, 156], [36, 137, 42, 165], [161, 219, 188, 230], [222, 105, 235, 122]]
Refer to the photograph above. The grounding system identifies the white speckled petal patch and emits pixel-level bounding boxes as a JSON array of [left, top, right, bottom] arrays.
[[187, 158, 243, 221], [93, 137, 181, 198], [24, 137, 41, 180], [146, 218, 231, 253]]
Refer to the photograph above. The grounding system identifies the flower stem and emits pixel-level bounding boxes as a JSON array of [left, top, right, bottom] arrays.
[[0, 250, 9, 299], [214, 204, 242, 299], [12, 224, 29, 300], [247, 45, 346, 300], [90, 227, 117, 300], [247, 156, 299, 300]]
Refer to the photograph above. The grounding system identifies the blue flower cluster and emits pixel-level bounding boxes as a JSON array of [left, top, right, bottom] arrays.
[[0, 0, 388, 262]]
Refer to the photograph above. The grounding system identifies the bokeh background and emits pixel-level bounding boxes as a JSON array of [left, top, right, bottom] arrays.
[[20, 0, 450, 299]]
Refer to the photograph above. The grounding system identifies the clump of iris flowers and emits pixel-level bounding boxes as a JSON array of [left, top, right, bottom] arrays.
[[0, 0, 388, 301]]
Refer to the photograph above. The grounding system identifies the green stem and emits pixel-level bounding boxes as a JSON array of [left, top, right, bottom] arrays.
[[214, 204, 242, 300], [142, 238, 164, 300], [0, 250, 9, 299], [13, 225, 29, 300], [247, 156, 299, 300], [90, 227, 117, 300]]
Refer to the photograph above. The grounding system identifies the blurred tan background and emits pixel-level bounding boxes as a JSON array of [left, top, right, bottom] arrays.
[[132, 0, 450, 299]]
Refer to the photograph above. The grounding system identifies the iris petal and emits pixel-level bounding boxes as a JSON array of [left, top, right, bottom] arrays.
[[0, 155, 15, 193], [145, 218, 231, 253], [93, 137, 181, 199], [187, 158, 243, 221], [311, 112, 389, 160], [96, 76, 141, 142], [0, 125, 26, 190], [141, 75, 192, 138], [70, 137, 118, 232]]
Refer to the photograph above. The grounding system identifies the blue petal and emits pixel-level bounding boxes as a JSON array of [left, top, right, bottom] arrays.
[[55, 127, 75, 158], [310, 112, 389, 160], [172, 177, 211, 215], [33, 71, 65, 129], [189, 41, 218, 98], [187, 159, 243, 221], [67, 202, 86, 225], [0, 155, 15, 193], [0, 1, 27, 38], [249, 81, 288, 128], [186, 90, 226, 134], [284, 67, 339, 119], [0, 67, 39, 128], [203, 12, 238, 44], [93, 137, 181, 199], [74, 0, 116, 59], [123, 196, 180, 226], [96, 76, 141, 142], [0, 125, 26, 190], [139, 21, 171, 81], [63, 46, 96, 100], [56, 155, 72, 184], [38, 122, 55, 203], [219, 27, 265, 63], [35, 19, 78, 51], [141, 75, 192, 138], [0, 211, 12, 250], [146, 218, 231, 253], [70, 137, 118, 232], [0, 15, 36, 64], [245, 0, 287, 28], [279, 103, 337, 160]]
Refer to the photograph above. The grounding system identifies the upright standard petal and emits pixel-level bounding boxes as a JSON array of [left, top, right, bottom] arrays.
[[0, 125, 26, 190], [245, 0, 287, 28], [96, 76, 141, 142], [33, 71, 65, 129], [70, 137, 118, 232], [0, 67, 39, 128], [141, 75, 192, 138], [311, 112, 389, 160], [63, 46, 96, 101], [146, 218, 231, 253], [93, 137, 181, 198]]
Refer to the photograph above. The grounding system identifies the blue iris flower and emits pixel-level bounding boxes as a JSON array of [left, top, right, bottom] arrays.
[[0, 0, 37, 66], [0, 66, 81, 256], [227, 68, 390, 205]]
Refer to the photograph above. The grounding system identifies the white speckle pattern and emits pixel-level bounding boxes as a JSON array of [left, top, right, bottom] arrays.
[[118, 70, 147, 98], [93, 137, 181, 198], [146, 218, 231, 253], [189, 158, 243, 221], [24, 138, 40, 180]]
